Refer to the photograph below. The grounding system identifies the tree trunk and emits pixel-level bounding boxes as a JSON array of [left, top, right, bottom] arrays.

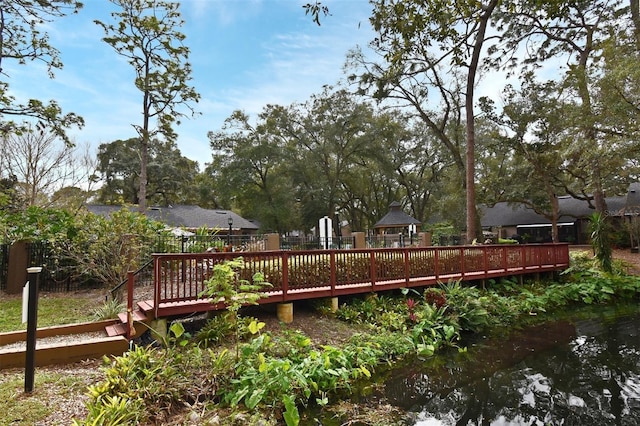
[[631, 0, 640, 49], [465, 0, 499, 243], [138, 71, 151, 214], [138, 136, 147, 213]]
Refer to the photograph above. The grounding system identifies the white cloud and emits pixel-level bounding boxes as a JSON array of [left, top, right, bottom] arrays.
[[4, 1, 376, 169]]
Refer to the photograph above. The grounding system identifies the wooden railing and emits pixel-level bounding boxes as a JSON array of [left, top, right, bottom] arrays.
[[148, 243, 570, 318]]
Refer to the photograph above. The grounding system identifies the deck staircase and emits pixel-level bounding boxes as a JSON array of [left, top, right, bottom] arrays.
[[104, 303, 151, 337], [104, 299, 222, 337]]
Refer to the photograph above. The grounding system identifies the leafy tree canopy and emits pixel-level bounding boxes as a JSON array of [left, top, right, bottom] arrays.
[[0, 1, 84, 144]]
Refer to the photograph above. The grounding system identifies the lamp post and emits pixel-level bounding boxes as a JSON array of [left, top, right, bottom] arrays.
[[25, 266, 43, 393], [227, 217, 233, 247]]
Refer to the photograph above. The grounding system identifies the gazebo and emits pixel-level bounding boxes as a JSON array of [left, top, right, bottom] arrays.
[[373, 201, 421, 235]]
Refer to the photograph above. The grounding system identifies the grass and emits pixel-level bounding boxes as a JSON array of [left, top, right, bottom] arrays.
[[1, 374, 52, 425], [0, 294, 103, 333], [0, 292, 105, 425], [0, 369, 95, 425]]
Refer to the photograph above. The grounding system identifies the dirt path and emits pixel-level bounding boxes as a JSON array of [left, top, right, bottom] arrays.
[[612, 248, 640, 275]]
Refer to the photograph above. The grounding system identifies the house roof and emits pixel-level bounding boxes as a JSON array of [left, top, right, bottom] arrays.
[[374, 201, 421, 228], [623, 182, 640, 214], [480, 200, 586, 227], [85, 204, 259, 231], [481, 183, 640, 227]]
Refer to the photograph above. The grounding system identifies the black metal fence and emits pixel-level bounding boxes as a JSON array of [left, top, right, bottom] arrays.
[[154, 234, 268, 253], [0, 243, 8, 292], [0, 241, 101, 293], [280, 235, 355, 250]]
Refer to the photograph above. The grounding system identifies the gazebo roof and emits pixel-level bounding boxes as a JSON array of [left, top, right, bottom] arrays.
[[374, 201, 421, 228]]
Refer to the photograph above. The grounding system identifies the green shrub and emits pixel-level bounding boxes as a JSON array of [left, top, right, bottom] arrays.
[[73, 395, 144, 426], [83, 346, 180, 424], [91, 298, 125, 321], [194, 312, 236, 348], [440, 280, 490, 332]]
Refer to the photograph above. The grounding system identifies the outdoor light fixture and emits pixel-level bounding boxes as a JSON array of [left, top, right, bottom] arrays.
[[227, 217, 233, 246]]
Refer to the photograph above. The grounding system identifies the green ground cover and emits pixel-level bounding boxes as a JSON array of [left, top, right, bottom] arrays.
[[0, 295, 102, 333]]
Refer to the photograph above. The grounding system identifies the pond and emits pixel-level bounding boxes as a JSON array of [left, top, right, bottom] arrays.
[[307, 304, 640, 425], [388, 304, 640, 425]]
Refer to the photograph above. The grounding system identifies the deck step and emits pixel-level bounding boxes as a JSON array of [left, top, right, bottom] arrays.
[[137, 300, 154, 314], [117, 310, 148, 324], [105, 323, 127, 337]]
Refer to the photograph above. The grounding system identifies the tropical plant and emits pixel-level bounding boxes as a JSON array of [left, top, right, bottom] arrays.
[[201, 257, 270, 358], [589, 212, 613, 273], [440, 280, 490, 332], [92, 299, 125, 321]]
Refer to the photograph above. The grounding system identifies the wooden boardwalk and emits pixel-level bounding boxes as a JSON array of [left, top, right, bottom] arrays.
[[114, 244, 570, 332]]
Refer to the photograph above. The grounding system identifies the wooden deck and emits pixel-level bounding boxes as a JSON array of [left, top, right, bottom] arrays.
[[112, 244, 570, 337]]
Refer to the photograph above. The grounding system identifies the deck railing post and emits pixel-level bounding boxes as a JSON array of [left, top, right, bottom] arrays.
[[404, 248, 410, 285], [502, 246, 508, 272], [330, 251, 336, 296], [434, 248, 440, 281], [282, 252, 289, 302], [482, 246, 488, 279], [537, 245, 542, 268], [370, 250, 377, 291], [126, 271, 134, 340], [154, 255, 161, 319], [460, 247, 465, 278]]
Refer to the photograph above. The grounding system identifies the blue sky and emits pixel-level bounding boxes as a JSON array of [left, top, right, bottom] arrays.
[[8, 0, 376, 166]]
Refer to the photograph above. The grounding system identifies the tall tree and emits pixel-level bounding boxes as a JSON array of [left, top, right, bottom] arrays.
[[0, 1, 84, 144], [208, 107, 297, 233], [96, 137, 199, 207], [493, 0, 627, 214], [278, 88, 384, 231], [352, 0, 499, 242], [96, 0, 200, 213], [485, 81, 572, 242], [0, 125, 94, 208]]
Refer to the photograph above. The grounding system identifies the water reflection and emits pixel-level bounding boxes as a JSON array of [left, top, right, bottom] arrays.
[[385, 307, 640, 425]]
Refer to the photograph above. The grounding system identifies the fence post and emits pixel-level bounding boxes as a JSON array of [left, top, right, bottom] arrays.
[[7, 241, 29, 294], [266, 233, 280, 251], [352, 232, 366, 249], [281, 252, 289, 301]]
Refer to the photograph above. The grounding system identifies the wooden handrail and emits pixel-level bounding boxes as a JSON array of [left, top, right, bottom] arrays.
[[152, 244, 570, 309]]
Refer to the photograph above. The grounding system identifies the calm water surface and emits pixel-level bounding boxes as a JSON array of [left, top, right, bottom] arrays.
[[383, 305, 640, 425]]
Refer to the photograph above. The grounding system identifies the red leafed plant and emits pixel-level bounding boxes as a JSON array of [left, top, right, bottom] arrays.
[[424, 288, 447, 308], [406, 298, 417, 322]]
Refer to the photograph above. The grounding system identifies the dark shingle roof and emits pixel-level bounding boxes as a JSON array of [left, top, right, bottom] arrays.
[[624, 182, 640, 214], [374, 201, 421, 228], [481, 183, 640, 227], [85, 204, 259, 231], [480, 197, 593, 227]]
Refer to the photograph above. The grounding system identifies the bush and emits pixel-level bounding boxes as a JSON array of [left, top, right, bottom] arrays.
[[91, 299, 125, 321]]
